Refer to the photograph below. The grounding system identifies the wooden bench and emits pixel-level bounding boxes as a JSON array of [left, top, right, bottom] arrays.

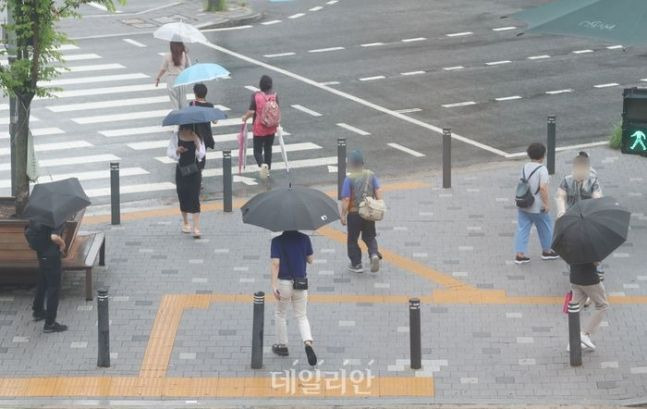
[[0, 204, 106, 301]]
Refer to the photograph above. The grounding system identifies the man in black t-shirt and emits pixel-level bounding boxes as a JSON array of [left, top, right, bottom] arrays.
[[569, 262, 608, 351], [190, 83, 216, 170]]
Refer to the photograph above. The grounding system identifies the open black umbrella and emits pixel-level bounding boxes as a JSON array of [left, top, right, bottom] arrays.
[[23, 178, 91, 228], [241, 186, 340, 232], [552, 196, 630, 265]]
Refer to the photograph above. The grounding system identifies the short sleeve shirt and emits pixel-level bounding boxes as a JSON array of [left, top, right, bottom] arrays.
[[559, 170, 601, 209], [249, 92, 279, 124], [270, 231, 313, 279], [341, 170, 380, 212], [520, 162, 549, 214]]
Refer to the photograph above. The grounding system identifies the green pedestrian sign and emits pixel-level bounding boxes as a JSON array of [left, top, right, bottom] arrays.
[[622, 127, 647, 156]]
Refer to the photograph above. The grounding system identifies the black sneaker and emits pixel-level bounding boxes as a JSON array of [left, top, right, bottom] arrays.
[[348, 264, 364, 273], [514, 255, 530, 264], [541, 250, 559, 260], [272, 344, 289, 357], [43, 322, 68, 333], [32, 310, 47, 322], [305, 343, 317, 366]]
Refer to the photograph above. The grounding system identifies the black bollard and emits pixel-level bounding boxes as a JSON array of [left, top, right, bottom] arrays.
[[547, 115, 556, 175], [110, 162, 120, 225], [251, 291, 265, 369], [568, 301, 582, 367], [337, 138, 347, 200], [97, 288, 110, 368], [223, 150, 232, 213], [409, 298, 422, 370], [442, 128, 452, 189]]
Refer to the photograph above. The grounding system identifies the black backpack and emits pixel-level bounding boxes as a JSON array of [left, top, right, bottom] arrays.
[[515, 165, 543, 209], [24, 221, 49, 252]]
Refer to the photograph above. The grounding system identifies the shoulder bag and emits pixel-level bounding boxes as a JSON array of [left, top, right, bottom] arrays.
[[358, 171, 386, 221]]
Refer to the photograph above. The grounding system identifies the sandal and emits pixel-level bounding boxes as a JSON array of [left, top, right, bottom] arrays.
[[272, 344, 289, 357], [181, 224, 191, 234], [192, 229, 201, 239]]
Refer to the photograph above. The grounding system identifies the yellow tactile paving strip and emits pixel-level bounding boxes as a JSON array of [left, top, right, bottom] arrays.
[[4, 180, 645, 399]]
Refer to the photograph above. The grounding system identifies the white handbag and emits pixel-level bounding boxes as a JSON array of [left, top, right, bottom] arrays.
[[357, 171, 386, 221]]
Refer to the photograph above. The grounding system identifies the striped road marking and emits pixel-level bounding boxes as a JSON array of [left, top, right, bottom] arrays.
[[0, 127, 64, 139], [72, 109, 170, 124], [156, 142, 321, 164], [442, 101, 476, 108], [388, 143, 425, 157], [40, 73, 148, 86], [337, 123, 370, 135], [401, 71, 425, 76], [291, 104, 322, 117], [446, 32, 472, 37], [56, 63, 125, 73], [359, 75, 386, 81], [310, 6, 323, 11], [123, 39, 147, 48], [38, 84, 159, 99], [203, 156, 337, 177], [486, 60, 511, 66], [361, 42, 384, 47], [594, 83, 619, 88], [288, 13, 305, 19], [493, 26, 516, 31], [48, 96, 232, 113], [546, 89, 573, 95], [394, 108, 422, 114], [245, 85, 259, 92], [309, 47, 345, 53], [495, 95, 522, 102], [402, 37, 426, 43], [264, 52, 296, 58], [528, 55, 550, 60], [99, 118, 242, 137], [443, 66, 464, 71], [0, 140, 92, 156], [607, 45, 624, 49], [128, 130, 291, 151], [261, 20, 281, 25], [85, 182, 176, 198], [0, 154, 119, 171], [61, 53, 102, 61], [573, 49, 593, 54], [0, 167, 149, 189]]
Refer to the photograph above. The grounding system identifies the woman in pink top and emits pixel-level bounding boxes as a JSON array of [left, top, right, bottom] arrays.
[[155, 41, 191, 109]]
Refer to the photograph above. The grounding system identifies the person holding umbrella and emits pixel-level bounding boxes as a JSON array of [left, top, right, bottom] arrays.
[[552, 197, 631, 352], [241, 186, 340, 366], [23, 178, 91, 333], [155, 41, 191, 109], [164, 105, 226, 237]]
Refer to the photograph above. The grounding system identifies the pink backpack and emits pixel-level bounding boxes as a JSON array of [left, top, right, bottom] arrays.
[[254, 93, 280, 135]]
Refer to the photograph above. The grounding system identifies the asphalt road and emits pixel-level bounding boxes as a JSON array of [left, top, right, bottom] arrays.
[[1, 0, 644, 208]]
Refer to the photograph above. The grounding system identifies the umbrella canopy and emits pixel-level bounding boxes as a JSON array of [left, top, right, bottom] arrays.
[[23, 178, 91, 228], [514, 0, 647, 46], [174, 64, 231, 87], [241, 186, 340, 232], [162, 106, 227, 126], [153, 22, 208, 44], [552, 196, 630, 265]]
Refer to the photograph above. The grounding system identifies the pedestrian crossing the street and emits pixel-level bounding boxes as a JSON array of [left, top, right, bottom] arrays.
[[0, 42, 346, 204]]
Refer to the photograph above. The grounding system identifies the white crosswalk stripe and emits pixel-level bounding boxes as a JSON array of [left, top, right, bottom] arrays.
[[126, 130, 288, 151], [84, 182, 176, 198], [0, 167, 148, 189], [61, 53, 102, 61], [203, 156, 337, 178], [0, 154, 119, 172], [73, 109, 170, 124], [0, 128, 64, 139], [40, 84, 160, 99], [56, 63, 125, 73], [0, 140, 92, 156], [40, 73, 149, 87], [155, 142, 322, 164], [99, 118, 242, 136]]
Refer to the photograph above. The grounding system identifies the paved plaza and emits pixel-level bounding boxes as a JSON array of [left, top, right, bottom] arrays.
[[0, 147, 645, 406]]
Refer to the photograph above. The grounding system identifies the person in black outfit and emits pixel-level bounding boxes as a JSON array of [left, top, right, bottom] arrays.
[[29, 221, 68, 333], [568, 262, 609, 352], [167, 124, 205, 238], [189, 83, 216, 171]]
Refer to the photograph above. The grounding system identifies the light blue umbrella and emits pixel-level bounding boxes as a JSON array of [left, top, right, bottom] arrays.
[[162, 106, 227, 126], [173, 63, 231, 87]]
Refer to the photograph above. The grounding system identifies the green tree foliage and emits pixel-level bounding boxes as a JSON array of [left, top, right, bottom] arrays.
[[0, 0, 125, 215]]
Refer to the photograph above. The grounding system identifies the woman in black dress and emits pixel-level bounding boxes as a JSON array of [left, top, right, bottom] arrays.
[[167, 124, 205, 238]]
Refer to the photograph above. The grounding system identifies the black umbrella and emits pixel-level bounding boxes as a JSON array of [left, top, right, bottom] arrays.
[[552, 196, 630, 265], [241, 186, 340, 232], [23, 178, 91, 228]]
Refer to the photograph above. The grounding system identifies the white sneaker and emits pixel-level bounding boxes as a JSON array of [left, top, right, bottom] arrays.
[[580, 332, 596, 350], [260, 164, 269, 180], [566, 341, 589, 352]]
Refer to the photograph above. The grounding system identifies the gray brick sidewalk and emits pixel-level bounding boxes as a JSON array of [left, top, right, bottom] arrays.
[[0, 146, 646, 405]]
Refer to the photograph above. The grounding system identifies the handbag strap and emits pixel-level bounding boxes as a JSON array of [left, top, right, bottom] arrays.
[[360, 170, 372, 199]]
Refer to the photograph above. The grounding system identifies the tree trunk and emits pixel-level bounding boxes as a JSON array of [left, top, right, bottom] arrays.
[[14, 94, 33, 217]]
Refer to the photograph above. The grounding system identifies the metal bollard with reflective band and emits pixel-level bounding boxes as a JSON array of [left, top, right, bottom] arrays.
[[110, 162, 120, 225], [223, 150, 232, 213], [337, 138, 347, 200], [442, 129, 452, 189], [547, 115, 556, 175], [97, 288, 110, 368], [568, 301, 582, 367], [409, 298, 422, 370], [251, 291, 265, 369]]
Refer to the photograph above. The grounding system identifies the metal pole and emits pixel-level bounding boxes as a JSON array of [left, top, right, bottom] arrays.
[[409, 298, 421, 370], [6, 2, 17, 197], [97, 288, 110, 368], [251, 291, 265, 369], [110, 162, 120, 225], [223, 150, 232, 213], [442, 128, 452, 189], [568, 301, 582, 367], [337, 138, 347, 200], [547, 115, 556, 175]]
